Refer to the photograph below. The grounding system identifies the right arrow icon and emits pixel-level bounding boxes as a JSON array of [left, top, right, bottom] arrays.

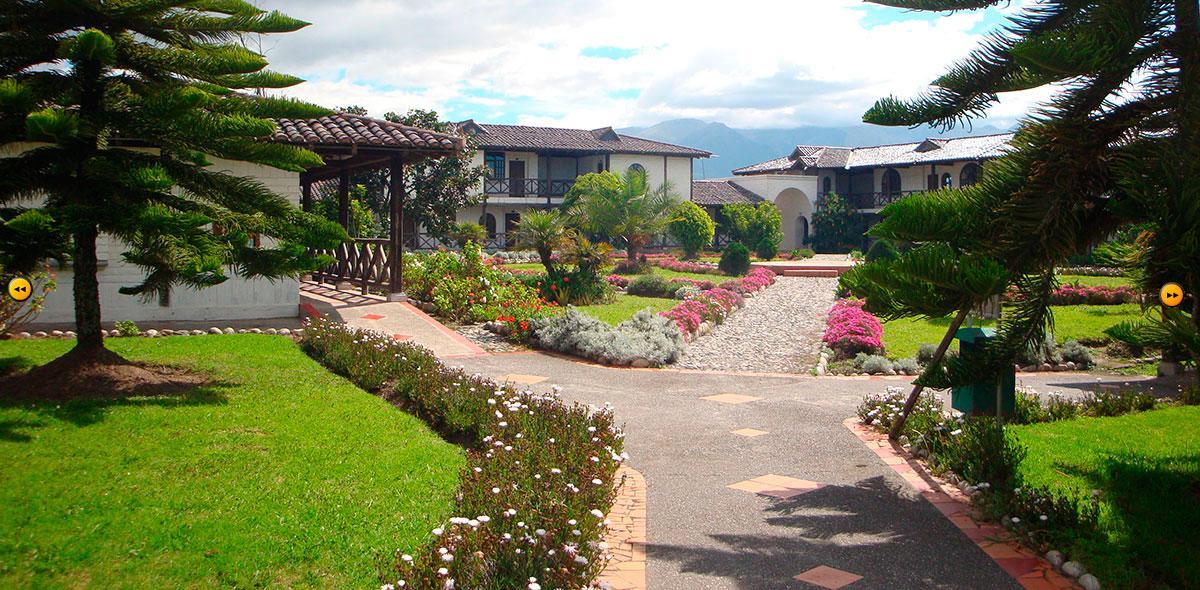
[[1160, 282, 1184, 307]]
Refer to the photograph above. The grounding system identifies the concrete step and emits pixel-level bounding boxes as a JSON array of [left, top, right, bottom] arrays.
[[782, 269, 842, 278]]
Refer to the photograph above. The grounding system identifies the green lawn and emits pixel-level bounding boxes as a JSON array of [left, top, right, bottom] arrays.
[[0, 336, 464, 588], [1012, 406, 1200, 588], [1058, 274, 1132, 287], [882, 304, 1143, 359], [502, 262, 724, 284], [577, 294, 677, 325]]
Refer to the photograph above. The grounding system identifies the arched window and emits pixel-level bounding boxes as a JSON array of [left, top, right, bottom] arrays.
[[627, 163, 646, 176], [479, 213, 497, 238], [822, 176, 832, 194], [941, 173, 953, 190], [960, 163, 982, 187], [881, 168, 901, 196]]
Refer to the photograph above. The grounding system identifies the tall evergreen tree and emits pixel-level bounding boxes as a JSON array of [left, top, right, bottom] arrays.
[[0, 1, 346, 368], [849, 0, 1200, 434]]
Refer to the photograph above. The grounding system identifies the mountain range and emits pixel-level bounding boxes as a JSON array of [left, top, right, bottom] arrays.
[[619, 119, 1011, 179]]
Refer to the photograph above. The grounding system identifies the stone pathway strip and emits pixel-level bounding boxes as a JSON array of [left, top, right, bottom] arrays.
[[300, 282, 486, 358], [598, 466, 648, 590], [844, 419, 1078, 590], [793, 565, 865, 589], [678, 276, 837, 373]]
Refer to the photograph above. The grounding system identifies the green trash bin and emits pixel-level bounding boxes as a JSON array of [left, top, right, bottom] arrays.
[[950, 327, 1016, 416]]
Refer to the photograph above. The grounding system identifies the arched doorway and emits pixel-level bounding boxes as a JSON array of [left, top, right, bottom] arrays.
[[773, 188, 814, 250]]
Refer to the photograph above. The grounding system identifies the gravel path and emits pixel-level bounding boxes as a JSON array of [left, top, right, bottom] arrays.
[[678, 276, 837, 373]]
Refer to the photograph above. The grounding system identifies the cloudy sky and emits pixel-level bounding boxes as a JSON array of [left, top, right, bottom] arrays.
[[255, 0, 1053, 130]]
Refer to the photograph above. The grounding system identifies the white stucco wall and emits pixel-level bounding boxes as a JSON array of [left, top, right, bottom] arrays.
[[727, 174, 820, 250], [2, 143, 302, 325]]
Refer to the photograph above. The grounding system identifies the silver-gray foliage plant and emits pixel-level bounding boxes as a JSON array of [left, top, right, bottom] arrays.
[[532, 309, 684, 366]]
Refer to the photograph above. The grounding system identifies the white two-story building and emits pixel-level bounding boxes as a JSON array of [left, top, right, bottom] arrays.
[[447, 120, 711, 248]]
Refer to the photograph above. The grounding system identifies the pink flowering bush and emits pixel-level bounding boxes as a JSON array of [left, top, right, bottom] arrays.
[[606, 274, 630, 288], [822, 298, 884, 358], [1002, 283, 1137, 305], [660, 279, 764, 337], [654, 256, 725, 276], [301, 318, 623, 589], [701, 287, 744, 312]]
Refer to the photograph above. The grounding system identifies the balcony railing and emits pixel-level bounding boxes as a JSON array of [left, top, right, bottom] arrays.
[[820, 190, 926, 209], [483, 177, 576, 197]]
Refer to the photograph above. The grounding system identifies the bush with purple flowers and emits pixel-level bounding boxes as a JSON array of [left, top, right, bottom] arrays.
[[822, 298, 884, 358], [300, 318, 625, 589]]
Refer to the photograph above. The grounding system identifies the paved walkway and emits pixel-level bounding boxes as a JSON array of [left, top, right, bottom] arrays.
[[300, 282, 484, 358], [678, 277, 837, 373], [454, 353, 1133, 589]]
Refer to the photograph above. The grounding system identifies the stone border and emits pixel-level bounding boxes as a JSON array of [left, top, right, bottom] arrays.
[[597, 465, 647, 590], [843, 418, 1079, 590], [6, 326, 299, 340]]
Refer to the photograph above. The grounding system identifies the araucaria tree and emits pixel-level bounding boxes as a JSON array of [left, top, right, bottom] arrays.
[[847, 0, 1200, 434], [564, 168, 679, 261], [0, 2, 345, 369]]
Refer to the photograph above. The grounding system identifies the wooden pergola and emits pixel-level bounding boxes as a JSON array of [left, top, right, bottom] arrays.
[[270, 114, 465, 300]]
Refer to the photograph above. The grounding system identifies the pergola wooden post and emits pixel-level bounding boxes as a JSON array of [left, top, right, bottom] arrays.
[[301, 179, 312, 212], [336, 170, 350, 230], [387, 153, 407, 302]]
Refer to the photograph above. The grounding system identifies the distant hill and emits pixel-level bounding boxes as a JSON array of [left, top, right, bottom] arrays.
[[619, 119, 1011, 178]]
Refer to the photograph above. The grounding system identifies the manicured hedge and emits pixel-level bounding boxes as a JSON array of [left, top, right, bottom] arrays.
[[301, 318, 625, 589]]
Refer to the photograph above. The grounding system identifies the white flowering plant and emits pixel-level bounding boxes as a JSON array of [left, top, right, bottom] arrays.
[[301, 318, 625, 589]]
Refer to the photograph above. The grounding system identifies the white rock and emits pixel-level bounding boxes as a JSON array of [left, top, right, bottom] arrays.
[[1065, 361, 1076, 370], [33, 331, 47, 338], [250, 328, 262, 334], [815, 364, 826, 376], [50, 330, 64, 337], [278, 328, 291, 336], [209, 327, 223, 334], [265, 328, 278, 335], [16, 332, 31, 339], [237, 329, 248, 334], [191, 329, 204, 336], [1078, 573, 1101, 590], [223, 327, 235, 334], [1062, 561, 1086, 578], [65, 331, 76, 338], [145, 329, 159, 338], [293, 329, 304, 337], [1045, 550, 1065, 568]]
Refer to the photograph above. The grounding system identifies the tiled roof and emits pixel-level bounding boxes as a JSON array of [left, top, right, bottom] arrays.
[[733, 133, 1013, 174], [271, 114, 465, 151], [455, 120, 711, 157], [691, 180, 764, 206]]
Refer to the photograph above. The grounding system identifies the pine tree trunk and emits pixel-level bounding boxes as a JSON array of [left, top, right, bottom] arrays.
[[1177, 0, 1200, 346], [72, 225, 104, 351], [888, 307, 970, 440]]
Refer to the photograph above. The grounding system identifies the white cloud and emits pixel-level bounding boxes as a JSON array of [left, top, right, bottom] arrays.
[[254, 0, 1049, 129]]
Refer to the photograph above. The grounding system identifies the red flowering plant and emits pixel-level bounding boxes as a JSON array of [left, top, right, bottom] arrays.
[[1003, 283, 1138, 306], [606, 274, 630, 288], [489, 298, 561, 342], [661, 299, 708, 335], [821, 298, 885, 358]]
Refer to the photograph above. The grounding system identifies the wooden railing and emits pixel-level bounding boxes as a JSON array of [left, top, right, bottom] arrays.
[[483, 177, 576, 197], [312, 238, 393, 295]]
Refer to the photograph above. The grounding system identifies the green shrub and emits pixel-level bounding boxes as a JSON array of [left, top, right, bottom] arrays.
[[1013, 389, 1051, 424], [627, 274, 673, 298], [449, 222, 487, 248], [812, 193, 864, 253], [718, 243, 751, 276], [612, 259, 650, 275], [917, 343, 938, 365], [755, 235, 780, 260], [848, 249, 864, 260], [790, 247, 816, 260], [300, 318, 624, 589], [927, 417, 1027, 491], [1044, 393, 1081, 421], [1059, 339, 1094, 368], [667, 201, 716, 259], [113, 320, 140, 337], [860, 354, 894, 374], [865, 238, 899, 262]]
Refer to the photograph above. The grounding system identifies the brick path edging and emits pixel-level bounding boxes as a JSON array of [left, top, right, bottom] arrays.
[[596, 465, 647, 590], [843, 418, 1078, 590]]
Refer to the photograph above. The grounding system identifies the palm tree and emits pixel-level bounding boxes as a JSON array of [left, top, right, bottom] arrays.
[[512, 209, 570, 275], [563, 168, 679, 261]]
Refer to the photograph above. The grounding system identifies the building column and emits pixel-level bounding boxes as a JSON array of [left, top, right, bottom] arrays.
[[301, 178, 313, 212], [388, 154, 407, 302], [337, 170, 350, 229]]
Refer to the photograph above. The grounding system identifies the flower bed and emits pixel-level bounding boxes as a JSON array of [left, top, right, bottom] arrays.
[[821, 299, 884, 358], [652, 256, 725, 276], [300, 318, 625, 590], [659, 268, 770, 339], [1002, 283, 1138, 306], [405, 243, 548, 324], [605, 274, 629, 289]]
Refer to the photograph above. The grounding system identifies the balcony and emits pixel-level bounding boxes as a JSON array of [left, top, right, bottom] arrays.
[[483, 177, 577, 197], [820, 190, 926, 210]]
